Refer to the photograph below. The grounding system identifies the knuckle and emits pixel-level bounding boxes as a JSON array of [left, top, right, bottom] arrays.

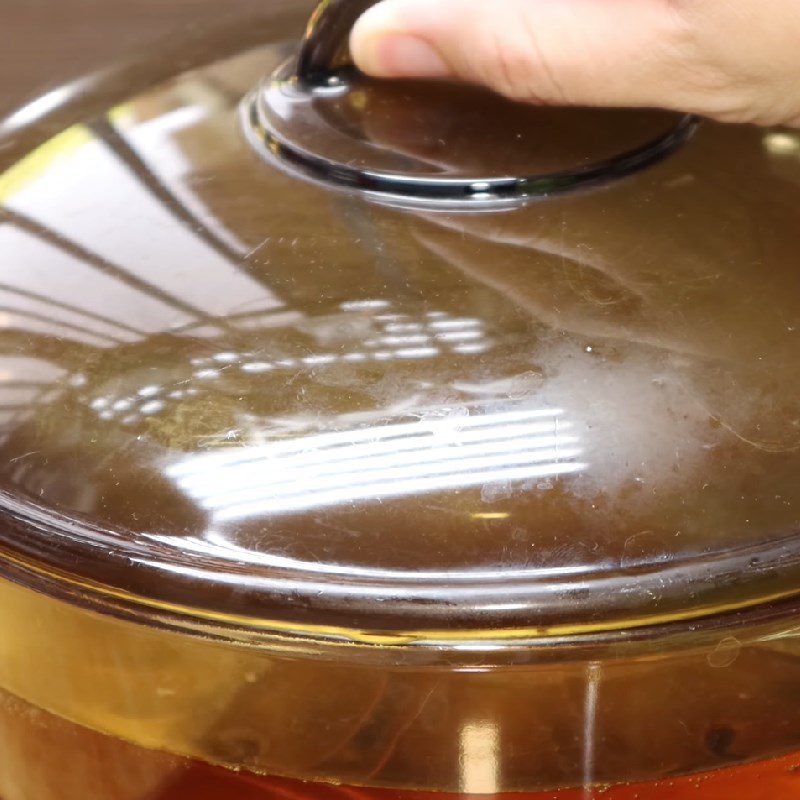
[[472, 24, 568, 104], [654, 2, 748, 117]]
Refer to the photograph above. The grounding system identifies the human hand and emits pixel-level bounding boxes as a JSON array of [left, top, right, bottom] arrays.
[[350, 0, 800, 128]]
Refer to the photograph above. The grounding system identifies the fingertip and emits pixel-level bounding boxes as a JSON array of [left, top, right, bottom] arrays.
[[350, 1, 451, 78], [350, 1, 403, 77]]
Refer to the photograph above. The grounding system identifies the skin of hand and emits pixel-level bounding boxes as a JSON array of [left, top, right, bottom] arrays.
[[349, 0, 800, 128]]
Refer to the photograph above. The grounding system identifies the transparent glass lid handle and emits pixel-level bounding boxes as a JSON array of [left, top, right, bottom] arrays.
[[243, 0, 699, 207], [296, 0, 376, 89]]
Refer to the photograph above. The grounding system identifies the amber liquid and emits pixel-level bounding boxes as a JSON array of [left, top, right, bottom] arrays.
[[2, 688, 800, 800], [149, 755, 800, 800]]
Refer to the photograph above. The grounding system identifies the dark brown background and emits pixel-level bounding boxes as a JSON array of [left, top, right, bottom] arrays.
[[0, 0, 269, 117]]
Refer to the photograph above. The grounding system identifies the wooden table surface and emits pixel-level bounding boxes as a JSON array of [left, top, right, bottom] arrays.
[[0, 0, 271, 117]]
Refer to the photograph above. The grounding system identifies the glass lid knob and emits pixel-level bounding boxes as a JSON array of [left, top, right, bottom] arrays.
[[243, 0, 699, 207]]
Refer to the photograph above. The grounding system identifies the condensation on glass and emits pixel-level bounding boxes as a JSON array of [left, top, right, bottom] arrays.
[[1, 2, 800, 799]]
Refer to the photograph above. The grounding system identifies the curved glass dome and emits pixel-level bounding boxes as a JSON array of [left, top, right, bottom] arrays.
[[1, 24, 800, 648]]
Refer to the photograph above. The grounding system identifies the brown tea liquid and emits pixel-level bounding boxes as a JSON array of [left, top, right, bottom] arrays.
[[2, 685, 800, 800], [159, 753, 800, 800]]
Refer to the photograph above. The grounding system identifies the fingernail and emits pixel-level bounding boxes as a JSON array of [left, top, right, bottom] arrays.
[[368, 34, 451, 78]]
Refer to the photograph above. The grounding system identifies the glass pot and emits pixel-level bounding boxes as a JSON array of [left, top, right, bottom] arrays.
[[2, 1, 800, 798]]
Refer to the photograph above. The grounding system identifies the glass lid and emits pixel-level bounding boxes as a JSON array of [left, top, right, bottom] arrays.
[[1, 3, 800, 648], [246, 0, 697, 206]]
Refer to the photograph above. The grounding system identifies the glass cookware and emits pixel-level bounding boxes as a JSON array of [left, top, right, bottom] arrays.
[[1, 1, 800, 798]]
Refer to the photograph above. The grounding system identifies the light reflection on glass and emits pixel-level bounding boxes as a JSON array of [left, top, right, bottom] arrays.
[[168, 406, 585, 521], [582, 662, 602, 795], [143, 530, 598, 595], [429, 317, 482, 330], [1, 83, 84, 132], [78, 304, 494, 429], [0, 357, 66, 430], [453, 342, 491, 355], [0, 308, 114, 348], [764, 131, 800, 157], [3, 87, 500, 431], [1, 96, 289, 345], [0, 71, 503, 453], [436, 329, 484, 342], [340, 299, 391, 311], [212, 352, 240, 364], [380, 335, 430, 346], [241, 362, 273, 373], [139, 400, 165, 415], [394, 346, 440, 359], [459, 721, 500, 795]]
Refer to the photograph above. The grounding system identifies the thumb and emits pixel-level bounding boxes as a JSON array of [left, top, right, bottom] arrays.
[[350, 0, 698, 111]]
